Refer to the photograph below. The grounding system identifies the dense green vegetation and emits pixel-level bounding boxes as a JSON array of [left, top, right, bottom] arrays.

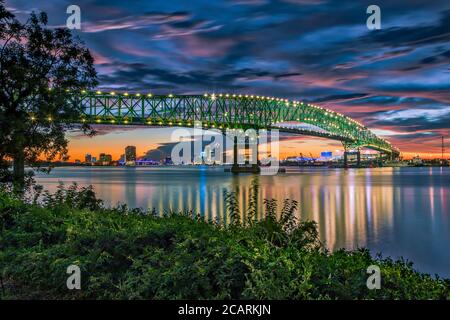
[[0, 184, 448, 300]]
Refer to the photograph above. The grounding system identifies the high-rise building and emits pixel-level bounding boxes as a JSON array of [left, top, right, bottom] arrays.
[[99, 153, 112, 165], [85, 153, 92, 163], [125, 146, 137, 165]]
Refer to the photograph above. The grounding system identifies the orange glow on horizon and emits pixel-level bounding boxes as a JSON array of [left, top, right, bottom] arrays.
[[38, 127, 446, 162]]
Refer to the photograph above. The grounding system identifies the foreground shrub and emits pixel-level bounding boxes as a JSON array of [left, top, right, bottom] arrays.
[[0, 185, 448, 300]]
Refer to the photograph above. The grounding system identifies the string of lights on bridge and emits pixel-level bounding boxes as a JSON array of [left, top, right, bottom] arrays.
[[82, 89, 369, 129], [30, 88, 397, 153]]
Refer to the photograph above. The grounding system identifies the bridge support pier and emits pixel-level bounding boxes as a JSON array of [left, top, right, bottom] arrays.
[[251, 142, 259, 172], [343, 151, 348, 168], [232, 135, 239, 172], [356, 148, 361, 168], [378, 152, 383, 166], [251, 131, 259, 171], [342, 142, 349, 169], [230, 132, 260, 174]]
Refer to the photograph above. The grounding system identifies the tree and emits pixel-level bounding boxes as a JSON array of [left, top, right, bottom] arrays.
[[0, 1, 97, 188]]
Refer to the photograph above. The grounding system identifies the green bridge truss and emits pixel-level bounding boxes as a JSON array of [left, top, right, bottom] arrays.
[[72, 91, 399, 155]]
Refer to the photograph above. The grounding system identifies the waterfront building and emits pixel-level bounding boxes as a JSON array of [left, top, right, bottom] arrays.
[[99, 153, 113, 165], [125, 146, 137, 165]]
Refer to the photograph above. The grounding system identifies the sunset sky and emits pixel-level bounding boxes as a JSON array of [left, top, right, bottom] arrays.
[[6, 0, 450, 160]]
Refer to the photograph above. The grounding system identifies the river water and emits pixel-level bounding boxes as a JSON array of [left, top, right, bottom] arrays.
[[35, 166, 450, 277]]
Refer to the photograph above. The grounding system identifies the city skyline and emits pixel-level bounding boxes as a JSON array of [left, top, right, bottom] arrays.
[[70, 137, 431, 165], [67, 129, 349, 163], [66, 126, 446, 162]]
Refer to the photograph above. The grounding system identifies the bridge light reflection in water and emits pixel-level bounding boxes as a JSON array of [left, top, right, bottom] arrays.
[[35, 166, 449, 277]]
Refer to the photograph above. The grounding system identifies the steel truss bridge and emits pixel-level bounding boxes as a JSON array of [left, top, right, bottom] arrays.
[[72, 91, 399, 156]]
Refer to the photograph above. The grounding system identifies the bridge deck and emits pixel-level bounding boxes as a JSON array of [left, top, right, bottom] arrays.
[[70, 91, 398, 155]]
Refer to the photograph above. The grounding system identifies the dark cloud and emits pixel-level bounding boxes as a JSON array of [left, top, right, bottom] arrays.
[[314, 93, 370, 103], [358, 9, 450, 47], [370, 114, 450, 132], [82, 11, 191, 33], [69, 124, 144, 138], [144, 142, 178, 161]]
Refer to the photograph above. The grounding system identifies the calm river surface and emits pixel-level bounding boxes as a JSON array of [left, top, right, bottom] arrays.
[[35, 166, 450, 277]]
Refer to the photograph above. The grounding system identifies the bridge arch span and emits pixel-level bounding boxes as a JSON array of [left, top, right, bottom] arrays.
[[72, 91, 399, 155]]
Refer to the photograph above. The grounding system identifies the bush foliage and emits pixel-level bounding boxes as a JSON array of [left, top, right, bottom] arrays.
[[0, 184, 448, 300]]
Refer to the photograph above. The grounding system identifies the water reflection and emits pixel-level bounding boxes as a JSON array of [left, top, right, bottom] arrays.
[[35, 166, 450, 277]]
